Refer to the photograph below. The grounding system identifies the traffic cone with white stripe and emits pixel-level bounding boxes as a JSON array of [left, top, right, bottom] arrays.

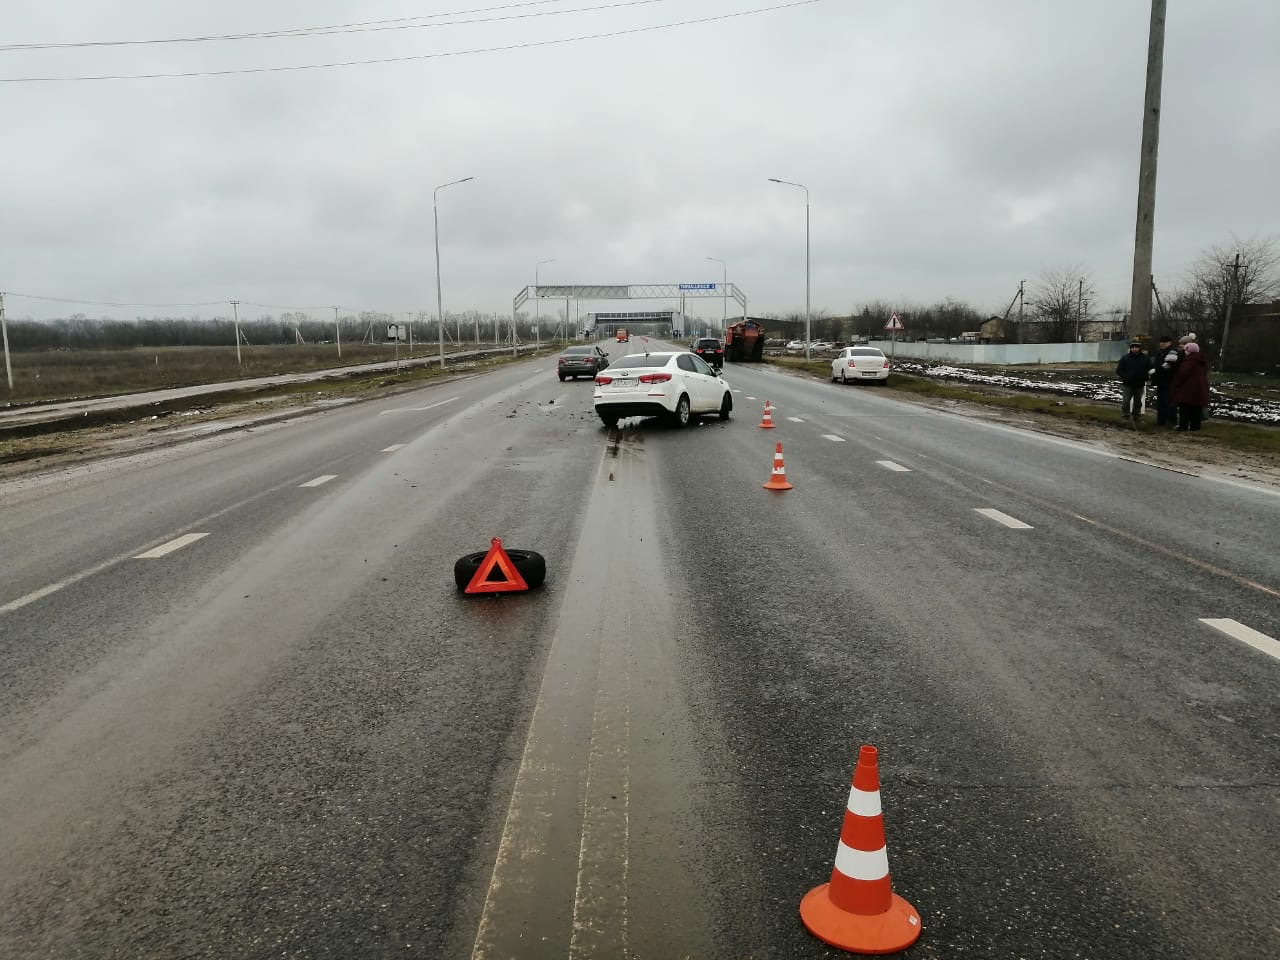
[[758, 400, 776, 429], [762, 441, 793, 491], [800, 745, 921, 954]]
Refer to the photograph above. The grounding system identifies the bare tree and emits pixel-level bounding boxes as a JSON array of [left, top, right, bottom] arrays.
[[1179, 234, 1279, 344], [1029, 267, 1096, 343]]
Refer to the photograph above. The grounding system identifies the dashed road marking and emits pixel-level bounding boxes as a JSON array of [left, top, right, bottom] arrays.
[[300, 475, 337, 488], [1201, 618, 1280, 662], [787, 417, 805, 423], [876, 460, 911, 472], [821, 435, 846, 442], [381, 444, 406, 452], [134, 533, 210, 559], [974, 508, 1033, 529], [378, 396, 459, 416]]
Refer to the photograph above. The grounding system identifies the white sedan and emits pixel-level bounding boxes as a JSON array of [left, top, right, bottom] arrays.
[[832, 346, 890, 384], [593, 351, 733, 428]]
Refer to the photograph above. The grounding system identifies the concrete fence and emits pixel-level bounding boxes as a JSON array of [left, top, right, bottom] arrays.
[[868, 339, 1127, 366]]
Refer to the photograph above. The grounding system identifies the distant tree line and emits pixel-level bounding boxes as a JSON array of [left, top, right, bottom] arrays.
[[1, 310, 546, 351]]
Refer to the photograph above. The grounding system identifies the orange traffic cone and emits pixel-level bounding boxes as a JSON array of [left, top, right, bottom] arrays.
[[762, 442, 793, 491], [758, 400, 776, 429], [800, 745, 921, 954]]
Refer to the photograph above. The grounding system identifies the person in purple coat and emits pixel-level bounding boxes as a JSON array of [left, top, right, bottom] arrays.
[[1171, 341, 1211, 431]]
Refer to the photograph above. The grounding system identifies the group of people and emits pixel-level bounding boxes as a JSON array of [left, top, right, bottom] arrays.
[[1116, 333, 1211, 431]]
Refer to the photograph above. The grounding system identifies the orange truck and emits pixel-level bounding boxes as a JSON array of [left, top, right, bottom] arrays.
[[615, 328, 629, 342], [724, 319, 766, 362]]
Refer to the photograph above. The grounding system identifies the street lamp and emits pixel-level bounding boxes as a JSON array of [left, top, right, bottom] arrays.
[[769, 177, 810, 360], [536, 257, 556, 347], [705, 256, 726, 331], [434, 176, 474, 370]]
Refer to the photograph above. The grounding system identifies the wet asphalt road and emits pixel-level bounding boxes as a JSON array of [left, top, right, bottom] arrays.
[[1, 342, 1277, 959]]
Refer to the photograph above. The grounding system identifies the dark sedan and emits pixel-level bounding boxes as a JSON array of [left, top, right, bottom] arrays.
[[692, 337, 724, 367], [558, 344, 610, 381]]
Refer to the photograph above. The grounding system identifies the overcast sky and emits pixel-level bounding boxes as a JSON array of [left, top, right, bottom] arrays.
[[1, 0, 1277, 324]]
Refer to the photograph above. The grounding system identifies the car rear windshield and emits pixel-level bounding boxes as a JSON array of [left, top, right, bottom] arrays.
[[563, 346, 593, 355], [612, 354, 670, 368], [695, 340, 720, 348], [850, 348, 884, 357]]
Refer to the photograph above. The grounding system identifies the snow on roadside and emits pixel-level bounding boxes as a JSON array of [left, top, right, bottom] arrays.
[[892, 361, 1280, 425]]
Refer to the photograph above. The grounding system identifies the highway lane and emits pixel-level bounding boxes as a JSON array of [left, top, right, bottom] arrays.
[[0, 359, 609, 957], [1, 342, 1277, 958], [652, 358, 1278, 957]]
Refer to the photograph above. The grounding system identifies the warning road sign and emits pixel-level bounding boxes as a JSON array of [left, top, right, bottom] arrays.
[[884, 312, 904, 331]]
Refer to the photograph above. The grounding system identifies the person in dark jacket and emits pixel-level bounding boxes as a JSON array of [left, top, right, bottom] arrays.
[[1149, 334, 1181, 427], [1171, 341, 1211, 431], [1115, 340, 1149, 422]]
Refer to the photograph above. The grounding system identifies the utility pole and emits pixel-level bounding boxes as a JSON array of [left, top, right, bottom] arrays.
[[1, 291, 13, 392], [332, 306, 341, 358], [231, 299, 242, 366], [1076, 278, 1084, 343], [1128, 0, 1166, 339], [1218, 252, 1239, 371], [1017, 280, 1025, 344]]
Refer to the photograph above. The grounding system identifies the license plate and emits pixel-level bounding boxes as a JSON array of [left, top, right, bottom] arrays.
[[610, 378, 636, 387], [861, 371, 879, 377]]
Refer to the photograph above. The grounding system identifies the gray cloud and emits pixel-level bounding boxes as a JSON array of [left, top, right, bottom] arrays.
[[1, 0, 1276, 323]]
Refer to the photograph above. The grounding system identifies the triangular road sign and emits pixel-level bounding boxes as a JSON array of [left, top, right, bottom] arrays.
[[885, 312, 904, 331], [465, 537, 530, 594]]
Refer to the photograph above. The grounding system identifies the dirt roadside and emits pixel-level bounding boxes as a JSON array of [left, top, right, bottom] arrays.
[[2, 372, 1279, 492]]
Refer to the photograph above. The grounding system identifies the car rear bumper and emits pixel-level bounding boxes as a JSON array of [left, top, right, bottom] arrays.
[[559, 364, 599, 375], [594, 399, 674, 419]]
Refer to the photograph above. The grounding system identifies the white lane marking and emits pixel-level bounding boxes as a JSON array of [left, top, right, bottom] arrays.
[[974, 508, 1033, 529], [377, 396, 459, 416], [821, 434, 846, 442], [1201, 619, 1280, 662], [745, 396, 757, 401], [787, 417, 805, 423], [300, 475, 337, 488], [381, 444, 406, 452], [134, 533, 210, 559], [876, 460, 911, 472]]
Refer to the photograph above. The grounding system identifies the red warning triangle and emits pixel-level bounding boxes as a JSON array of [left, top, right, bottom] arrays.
[[465, 537, 530, 594]]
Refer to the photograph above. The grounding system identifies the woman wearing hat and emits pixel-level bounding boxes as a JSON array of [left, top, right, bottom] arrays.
[[1170, 341, 1210, 431]]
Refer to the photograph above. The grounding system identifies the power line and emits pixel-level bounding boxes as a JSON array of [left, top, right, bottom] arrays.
[[0, 0, 670, 52], [3, 292, 228, 308], [0, 0, 822, 82]]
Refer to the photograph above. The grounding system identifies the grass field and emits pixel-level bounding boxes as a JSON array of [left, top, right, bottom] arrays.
[[1, 341, 571, 404]]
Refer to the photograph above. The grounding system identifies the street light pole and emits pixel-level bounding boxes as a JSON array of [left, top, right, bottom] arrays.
[[768, 178, 810, 360], [706, 256, 726, 330], [434, 176, 474, 371]]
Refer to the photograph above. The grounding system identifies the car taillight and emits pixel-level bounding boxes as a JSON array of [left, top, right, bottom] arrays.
[[638, 372, 672, 384], [558, 357, 566, 364], [883, 359, 890, 368], [595, 374, 612, 384]]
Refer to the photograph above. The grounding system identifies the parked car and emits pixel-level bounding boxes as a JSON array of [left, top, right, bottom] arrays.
[[593, 351, 732, 428], [831, 346, 890, 384], [691, 337, 724, 367], [557, 344, 610, 381]]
